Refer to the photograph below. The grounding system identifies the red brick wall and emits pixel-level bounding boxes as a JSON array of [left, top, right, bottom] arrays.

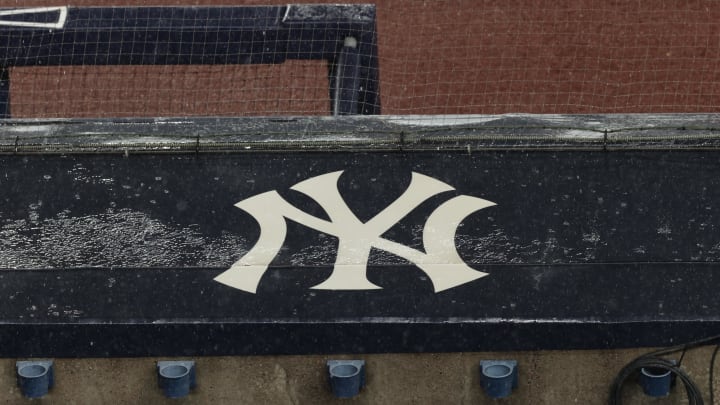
[[3, 1, 720, 116]]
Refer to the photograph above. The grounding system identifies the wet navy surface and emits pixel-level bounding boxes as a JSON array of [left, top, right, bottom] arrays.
[[1, 148, 719, 356], [2, 152, 719, 267]]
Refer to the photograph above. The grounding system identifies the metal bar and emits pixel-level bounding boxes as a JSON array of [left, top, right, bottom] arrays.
[[332, 38, 362, 115], [0, 66, 9, 118]]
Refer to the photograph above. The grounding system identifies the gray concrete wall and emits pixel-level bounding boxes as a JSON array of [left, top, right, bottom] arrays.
[[2, 348, 715, 404]]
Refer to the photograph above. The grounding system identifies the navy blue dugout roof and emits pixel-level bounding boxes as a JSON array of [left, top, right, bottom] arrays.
[[1, 114, 720, 356]]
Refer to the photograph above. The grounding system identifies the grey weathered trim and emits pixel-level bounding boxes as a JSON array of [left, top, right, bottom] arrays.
[[1, 114, 720, 154]]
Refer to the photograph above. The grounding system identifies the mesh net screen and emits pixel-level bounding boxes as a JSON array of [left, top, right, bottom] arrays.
[[11, 63, 329, 117], [2, 0, 720, 118]]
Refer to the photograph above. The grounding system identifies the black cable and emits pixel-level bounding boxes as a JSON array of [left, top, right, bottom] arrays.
[[649, 334, 720, 358], [609, 334, 720, 405], [679, 344, 689, 367], [609, 355, 704, 405], [709, 344, 720, 405]]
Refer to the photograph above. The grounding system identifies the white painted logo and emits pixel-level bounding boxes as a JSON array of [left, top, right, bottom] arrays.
[[214, 171, 496, 293], [0, 7, 68, 29]]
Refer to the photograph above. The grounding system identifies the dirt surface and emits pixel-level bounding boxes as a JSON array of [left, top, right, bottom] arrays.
[[3, 1, 720, 117]]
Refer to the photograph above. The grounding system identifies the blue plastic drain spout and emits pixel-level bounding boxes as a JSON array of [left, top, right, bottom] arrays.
[[480, 360, 518, 398], [157, 360, 196, 398], [327, 360, 365, 398], [16, 360, 54, 398], [639, 367, 673, 397]]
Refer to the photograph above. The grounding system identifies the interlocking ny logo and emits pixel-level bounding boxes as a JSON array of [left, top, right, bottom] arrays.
[[214, 171, 496, 293]]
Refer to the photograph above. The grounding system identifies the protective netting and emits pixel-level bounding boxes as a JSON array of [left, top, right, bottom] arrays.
[[2, 1, 720, 118]]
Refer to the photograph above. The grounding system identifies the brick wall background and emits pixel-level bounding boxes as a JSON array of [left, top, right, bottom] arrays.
[[3, 1, 720, 117]]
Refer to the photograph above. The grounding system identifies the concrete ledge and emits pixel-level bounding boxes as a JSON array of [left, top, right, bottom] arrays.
[[1, 349, 716, 404]]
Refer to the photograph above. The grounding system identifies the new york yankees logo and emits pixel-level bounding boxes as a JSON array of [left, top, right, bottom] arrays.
[[214, 171, 496, 293]]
